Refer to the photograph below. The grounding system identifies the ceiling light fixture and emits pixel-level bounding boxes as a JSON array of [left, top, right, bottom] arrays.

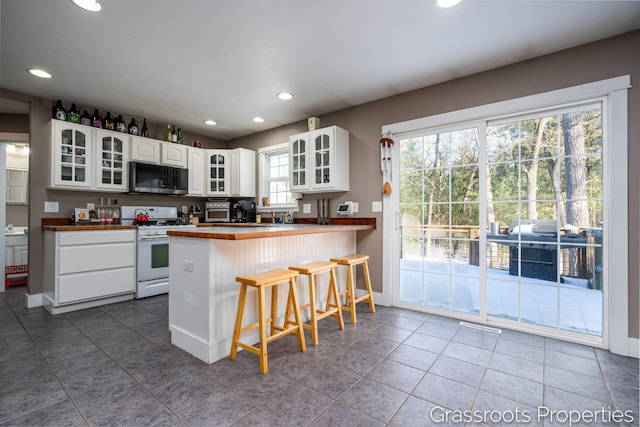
[[435, 0, 462, 8], [204, 119, 217, 126], [277, 92, 294, 101], [22, 146, 30, 155], [252, 117, 265, 123], [71, 0, 103, 12], [28, 68, 53, 79], [6, 144, 16, 153]]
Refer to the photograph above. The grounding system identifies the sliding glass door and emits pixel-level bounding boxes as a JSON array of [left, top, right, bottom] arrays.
[[484, 106, 603, 335], [397, 103, 604, 337], [399, 126, 481, 315]]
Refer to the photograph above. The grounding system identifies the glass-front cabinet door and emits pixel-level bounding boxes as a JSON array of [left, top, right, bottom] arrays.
[[95, 130, 128, 191], [51, 120, 93, 189], [289, 133, 308, 191], [206, 150, 229, 196], [312, 131, 332, 187]]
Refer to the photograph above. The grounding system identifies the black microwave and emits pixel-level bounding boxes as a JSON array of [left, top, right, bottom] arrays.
[[128, 161, 188, 195]]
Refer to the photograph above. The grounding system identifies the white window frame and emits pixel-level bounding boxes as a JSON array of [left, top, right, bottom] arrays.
[[257, 143, 299, 211], [382, 75, 631, 356]]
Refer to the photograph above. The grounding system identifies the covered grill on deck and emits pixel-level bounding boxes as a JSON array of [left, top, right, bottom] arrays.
[[489, 219, 589, 283]]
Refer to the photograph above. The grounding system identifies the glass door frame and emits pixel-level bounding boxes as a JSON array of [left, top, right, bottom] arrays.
[[381, 76, 630, 354]]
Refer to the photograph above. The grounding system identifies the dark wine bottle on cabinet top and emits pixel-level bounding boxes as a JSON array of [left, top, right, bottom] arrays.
[[103, 112, 115, 130], [91, 109, 102, 128], [115, 114, 126, 132], [140, 118, 149, 137], [80, 110, 91, 126], [67, 103, 80, 123], [52, 100, 66, 120], [171, 125, 178, 143], [128, 118, 139, 135]]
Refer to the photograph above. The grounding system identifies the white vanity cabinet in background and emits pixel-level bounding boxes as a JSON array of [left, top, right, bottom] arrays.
[[95, 130, 129, 191], [230, 148, 256, 197], [289, 125, 349, 193], [161, 143, 188, 168], [187, 147, 206, 196], [130, 136, 160, 164], [50, 120, 94, 189], [42, 229, 136, 314], [5, 233, 28, 266]]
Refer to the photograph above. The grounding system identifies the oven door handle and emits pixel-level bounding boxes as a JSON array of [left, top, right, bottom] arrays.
[[139, 235, 170, 241]]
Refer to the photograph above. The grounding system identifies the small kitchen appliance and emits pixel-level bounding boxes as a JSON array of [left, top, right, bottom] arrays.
[[121, 206, 196, 298], [204, 200, 231, 223], [232, 200, 256, 223]]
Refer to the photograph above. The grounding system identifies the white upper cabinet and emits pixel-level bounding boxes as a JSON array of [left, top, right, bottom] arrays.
[[230, 148, 256, 197], [187, 147, 206, 196], [289, 125, 349, 193], [161, 143, 188, 168], [95, 130, 129, 191], [206, 150, 229, 196], [50, 120, 94, 189], [130, 136, 160, 164]]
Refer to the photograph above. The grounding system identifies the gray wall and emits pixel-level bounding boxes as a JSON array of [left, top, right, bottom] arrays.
[[230, 30, 640, 339], [2, 30, 638, 339]]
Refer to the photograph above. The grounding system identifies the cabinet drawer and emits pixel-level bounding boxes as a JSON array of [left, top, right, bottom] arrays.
[[58, 230, 135, 246], [58, 267, 135, 304], [59, 242, 135, 274]]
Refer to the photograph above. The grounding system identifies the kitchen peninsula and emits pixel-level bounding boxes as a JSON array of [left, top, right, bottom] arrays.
[[167, 221, 375, 364]]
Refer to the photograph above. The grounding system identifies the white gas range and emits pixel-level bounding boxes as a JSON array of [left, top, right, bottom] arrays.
[[121, 206, 197, 298]]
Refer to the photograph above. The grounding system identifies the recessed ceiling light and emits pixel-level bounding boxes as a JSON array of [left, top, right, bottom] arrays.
[[252, 117, 265, 123], [435, 0, 461, 8], [71, 0, 103, 12], [277, 92, 294, 101], [28, 68, 53, 79], [204, 119, 217, 126]]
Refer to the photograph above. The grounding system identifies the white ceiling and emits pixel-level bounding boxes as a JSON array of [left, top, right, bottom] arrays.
[[2, 0, 639, 140]]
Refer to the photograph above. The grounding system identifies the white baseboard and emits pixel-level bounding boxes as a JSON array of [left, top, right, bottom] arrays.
[[25, 292, 43, 308]]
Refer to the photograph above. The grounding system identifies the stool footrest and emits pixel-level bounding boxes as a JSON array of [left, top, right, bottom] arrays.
[[266, 326, 301, 343], [235, 342, 260, 355]]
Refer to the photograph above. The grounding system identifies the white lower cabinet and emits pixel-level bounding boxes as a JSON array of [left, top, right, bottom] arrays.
[[43, 229, 136, 314]]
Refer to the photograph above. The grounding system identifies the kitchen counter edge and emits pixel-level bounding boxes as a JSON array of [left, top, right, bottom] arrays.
[[41, 225, 138, 231], [168, 223, 375, 240]]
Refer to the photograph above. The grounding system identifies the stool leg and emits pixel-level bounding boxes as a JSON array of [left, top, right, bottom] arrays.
[[257, 285, 269, 374], [230, 283, 248, 360], [329, 267, 345, 330], [345, 264, 357, 323], [362, 260, 376, 313], [284, 282, 295, 329], [270, 284, 278, 336], [308, 273, 319, 345], [288, 277, 306, 352]]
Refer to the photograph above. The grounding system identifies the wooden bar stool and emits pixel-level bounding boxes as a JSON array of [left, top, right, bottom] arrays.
[[230, 269, 306, 374], [287, 261, 345, 345], [329, 254, 375, 323]]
